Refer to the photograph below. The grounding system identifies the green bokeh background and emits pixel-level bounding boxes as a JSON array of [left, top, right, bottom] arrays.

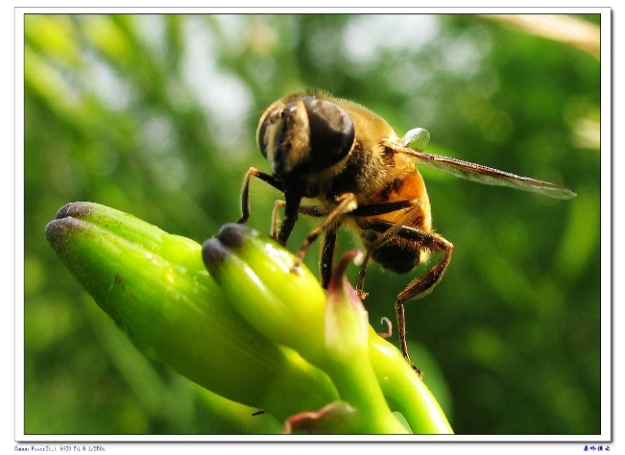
[[24, 14, 602, 435]]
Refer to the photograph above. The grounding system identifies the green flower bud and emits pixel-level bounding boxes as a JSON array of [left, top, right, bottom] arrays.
[[321, 250, 408, 434], [202, 223, 328, 363], [369, 335, 454, 434], [324, 250, 369, 362]]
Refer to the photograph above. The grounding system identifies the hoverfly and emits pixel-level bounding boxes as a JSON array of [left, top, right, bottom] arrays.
[[238, 91, 576, 374]]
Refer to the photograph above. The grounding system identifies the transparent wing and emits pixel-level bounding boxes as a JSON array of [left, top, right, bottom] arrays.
[[395, 145, 577, 200]]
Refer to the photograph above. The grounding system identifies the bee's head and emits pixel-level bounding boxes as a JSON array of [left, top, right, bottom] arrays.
[[257, 94, 355, 179]]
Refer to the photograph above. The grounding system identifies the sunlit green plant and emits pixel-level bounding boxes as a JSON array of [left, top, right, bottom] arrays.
[[46, 201, 452, 434]]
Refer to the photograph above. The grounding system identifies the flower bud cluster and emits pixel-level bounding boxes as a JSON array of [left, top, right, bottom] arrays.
[[47, 202, 452, 434]]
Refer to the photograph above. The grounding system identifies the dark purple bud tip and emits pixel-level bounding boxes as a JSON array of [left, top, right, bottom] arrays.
[[44, 216, 84, 251], [201, 237, 231, 276], [327, 250, 363, 296], [55, 201, 94, 220], [215, 223, 255, 250]]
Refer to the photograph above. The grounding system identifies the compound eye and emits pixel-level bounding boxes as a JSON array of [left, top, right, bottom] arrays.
[[303, 96, 355, 172], [257, 109, 281, 160], [257, 117, 268, 158]]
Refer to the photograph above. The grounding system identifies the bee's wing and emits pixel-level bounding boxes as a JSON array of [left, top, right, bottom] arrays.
[[395, 145, 576, 200]]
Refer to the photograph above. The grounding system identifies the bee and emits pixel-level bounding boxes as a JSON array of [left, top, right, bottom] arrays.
[[238, 91, 576, 374]]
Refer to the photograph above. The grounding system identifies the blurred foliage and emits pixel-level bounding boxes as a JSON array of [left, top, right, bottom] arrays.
[[24, 13, 601, 435]]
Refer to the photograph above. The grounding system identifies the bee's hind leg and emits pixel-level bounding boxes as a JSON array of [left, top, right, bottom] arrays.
[[391, 228, 453, 376]]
